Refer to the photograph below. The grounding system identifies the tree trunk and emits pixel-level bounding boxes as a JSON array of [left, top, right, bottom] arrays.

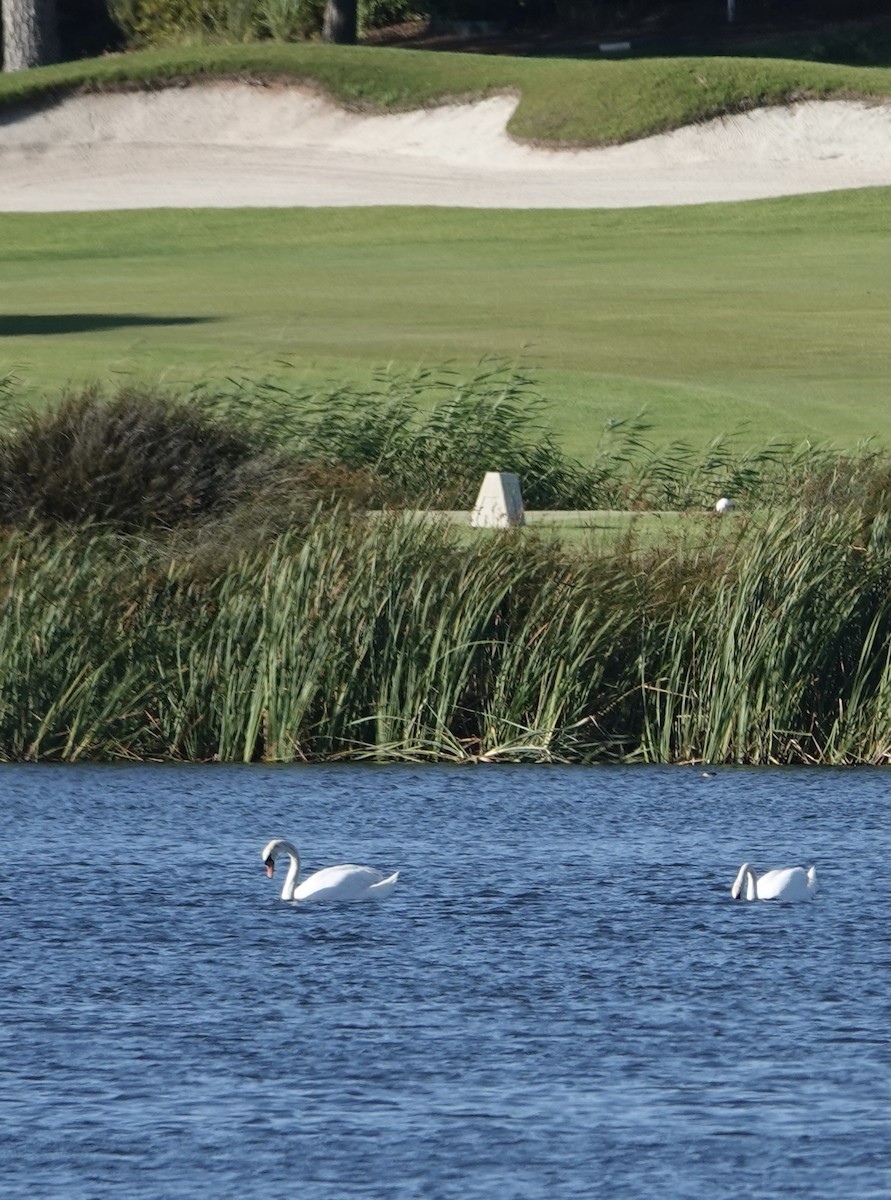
[[2, 0, 58, 71], [321, 0, 358, 44]]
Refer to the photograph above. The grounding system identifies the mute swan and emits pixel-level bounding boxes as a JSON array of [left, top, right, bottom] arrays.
[[731, 862, 817, 901], [261, 837, 398, 903]]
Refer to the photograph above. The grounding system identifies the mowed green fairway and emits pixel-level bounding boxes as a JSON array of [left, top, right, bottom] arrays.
[[1, 187, 887, 454]]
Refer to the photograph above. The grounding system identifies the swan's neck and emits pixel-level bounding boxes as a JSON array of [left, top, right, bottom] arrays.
[[732, 862, 758, 900], [281, 847, 300, 900]]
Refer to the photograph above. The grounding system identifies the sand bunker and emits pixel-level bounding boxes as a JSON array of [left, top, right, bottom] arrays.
[[0, 83, 889, 210]]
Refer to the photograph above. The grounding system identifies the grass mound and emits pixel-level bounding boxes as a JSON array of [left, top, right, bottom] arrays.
[[0, 387, 374, 538], [0, 43, 887, 146], [0, 388, 257, 530]]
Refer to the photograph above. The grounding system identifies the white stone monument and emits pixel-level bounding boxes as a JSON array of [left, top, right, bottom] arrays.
[[470, 472, 525, 528]]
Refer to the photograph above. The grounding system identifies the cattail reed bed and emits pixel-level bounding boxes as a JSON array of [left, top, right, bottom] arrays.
[[0, 504, 887, 765], [0, 382, 888, 765]]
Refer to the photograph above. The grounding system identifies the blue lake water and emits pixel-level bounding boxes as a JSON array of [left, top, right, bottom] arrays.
[[1, 764, 888, 1200]]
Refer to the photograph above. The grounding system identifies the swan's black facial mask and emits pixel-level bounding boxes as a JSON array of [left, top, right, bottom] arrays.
[[265, 856, 275, 878]]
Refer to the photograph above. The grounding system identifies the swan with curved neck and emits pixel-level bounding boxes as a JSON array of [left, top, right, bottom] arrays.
[[261, 838, 399, 902], [731, 862, 817, 901]]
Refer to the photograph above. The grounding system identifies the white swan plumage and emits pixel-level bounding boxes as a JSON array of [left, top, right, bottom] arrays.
[[261, 837, 399, 902], [731, 862, 818, 901]]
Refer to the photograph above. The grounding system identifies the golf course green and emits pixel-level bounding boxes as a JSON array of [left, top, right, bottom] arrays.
[[1, 44, 890, 453], [1, 189, 888, 455]]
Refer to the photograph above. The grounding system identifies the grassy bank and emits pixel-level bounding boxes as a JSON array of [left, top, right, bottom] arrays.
[[2, 190, 888, 453], [0, 387, 887, 766], [1, 43, 888, 145]]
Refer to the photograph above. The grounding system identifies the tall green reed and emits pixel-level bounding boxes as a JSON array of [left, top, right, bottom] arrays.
[[632, 504, 891, 763], [0, 530, 156, 760], [1, 500, 886, 764], [0, 379, 887, 765]]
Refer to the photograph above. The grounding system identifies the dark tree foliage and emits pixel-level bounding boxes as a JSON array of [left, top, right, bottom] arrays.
[[425, 0, 887, 31], [323, 0, 359, 42], [3, 0, 885, 62], [57, 0, 120, 58], [1, 0, 119, 64]]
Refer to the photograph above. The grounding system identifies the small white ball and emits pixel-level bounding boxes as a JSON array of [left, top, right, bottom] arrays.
[[715, 497, 734, 514]]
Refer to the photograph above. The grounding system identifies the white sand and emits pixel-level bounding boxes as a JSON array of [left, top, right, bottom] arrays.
[[0, 83, 889, 210]]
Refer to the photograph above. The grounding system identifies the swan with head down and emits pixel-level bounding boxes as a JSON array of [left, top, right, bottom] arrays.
[[731, 862, 817, 901], [261, 837, 399, 902]]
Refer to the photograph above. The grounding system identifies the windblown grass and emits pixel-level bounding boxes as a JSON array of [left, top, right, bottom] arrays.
[[194, 363, 888, 511], [3, 378, 884, 517]]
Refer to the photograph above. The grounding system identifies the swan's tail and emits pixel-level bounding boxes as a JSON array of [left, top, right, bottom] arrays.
[[807, 865, 818, 893], [369, 870, 399, 898]]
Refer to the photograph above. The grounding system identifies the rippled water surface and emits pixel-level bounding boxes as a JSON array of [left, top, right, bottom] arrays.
[[2, 764, 888, 1199]]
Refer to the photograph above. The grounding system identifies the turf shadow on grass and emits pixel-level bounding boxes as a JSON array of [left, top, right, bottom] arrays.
[[0, 314, 216, 336]]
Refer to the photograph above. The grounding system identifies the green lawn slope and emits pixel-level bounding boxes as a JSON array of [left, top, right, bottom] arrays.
[[1, 190, 888, 454], [1, 44, 888, 452]]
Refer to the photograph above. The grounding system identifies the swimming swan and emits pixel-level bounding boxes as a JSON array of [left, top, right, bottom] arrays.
[[261, 837, 399, 902], [731, 862, 818, 901]]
